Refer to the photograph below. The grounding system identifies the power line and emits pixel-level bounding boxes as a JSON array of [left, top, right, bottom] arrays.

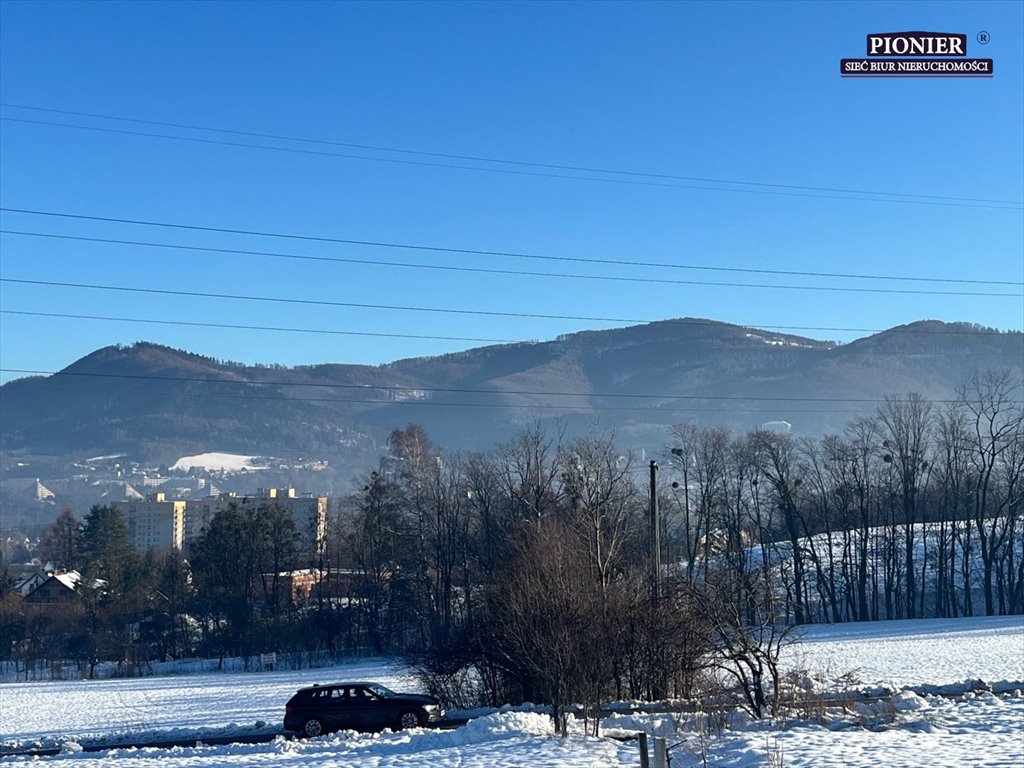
[[3, 226, 1021, 288], [4, 112, 1019, 211], [0, 310, 514, 344], [0, 368, 992, 406], [17, 116, 961, 208], [1, 292, 1014, 338], [6, 385, 882, 414], [4, 103, 1019, 210], [0, 371, 926, 413], [2, 282, 1024, 352], [1, 263, 1017, 300], [1, 231, 1020, 300]]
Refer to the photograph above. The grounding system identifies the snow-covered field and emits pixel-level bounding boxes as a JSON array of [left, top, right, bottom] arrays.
[[0, 659, 417, 745], [1, 616, 1021, 767], [629, 692, 1024, 768], [789, 615, 1024, 687]]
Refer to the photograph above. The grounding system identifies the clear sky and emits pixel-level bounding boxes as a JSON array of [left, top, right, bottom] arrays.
[[1, 0, 1021, 384]]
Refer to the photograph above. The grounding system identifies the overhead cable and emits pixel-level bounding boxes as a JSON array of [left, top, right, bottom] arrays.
[[2, 102, 1022, 206], [2, 115, 1020, 211], [2, 226, 1020, 287]]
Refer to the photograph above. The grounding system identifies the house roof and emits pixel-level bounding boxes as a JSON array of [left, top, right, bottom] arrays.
[[12, 572, 47, 596], [52, 571, 81, 590]]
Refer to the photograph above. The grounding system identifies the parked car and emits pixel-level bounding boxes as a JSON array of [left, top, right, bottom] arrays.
[[284, 682, 446, 736]]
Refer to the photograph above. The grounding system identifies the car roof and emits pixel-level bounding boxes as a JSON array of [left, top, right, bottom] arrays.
[[299, 681, 380, 691]]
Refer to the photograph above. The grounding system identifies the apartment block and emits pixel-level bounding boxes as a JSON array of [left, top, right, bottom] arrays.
[[124, 492, 187, 551], [183, 488, 327, 555]]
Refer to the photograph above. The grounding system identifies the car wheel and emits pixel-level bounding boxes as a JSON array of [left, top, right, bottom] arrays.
[[397, 709, 423, 730], [303, 718, 324, 737]]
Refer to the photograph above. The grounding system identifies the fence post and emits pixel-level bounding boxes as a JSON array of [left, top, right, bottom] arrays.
[[638, 733, 650, 768], [653, 736, 667, 768]]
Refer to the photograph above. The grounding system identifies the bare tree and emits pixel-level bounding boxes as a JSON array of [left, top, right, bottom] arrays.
[[348, 470, 413, 654], [694, 567, 795, 719], [958, 371, 1024, 614], [496, 422, 565, 522], [933, 406, 974, 617], [465, 449, 504, 578], [750, 430, 808, 624], [424, 452, 472, 646], [477, 520, 604, 735], [844, 416, 882, 621], [878, 393, 933, 619], [559, 430, 639, 597], [668, 424, 729, 582]]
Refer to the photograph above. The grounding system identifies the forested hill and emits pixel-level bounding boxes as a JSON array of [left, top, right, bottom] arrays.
[[1, 318, 1020, 468]]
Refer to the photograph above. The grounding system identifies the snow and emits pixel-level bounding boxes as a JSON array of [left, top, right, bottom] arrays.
[[746, 520, 1024, 623], [788, 615, 1024, 687], [169, 453, 263, 472], [704, 694, 1022, 767], [0, 714, 634, 767], [0, 659, 417, 744], [1, 616, 1022, 767], [51, 571, 82, 591]]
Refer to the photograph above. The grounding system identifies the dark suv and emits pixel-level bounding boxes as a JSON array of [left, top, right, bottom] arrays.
[[284, 682, 446, 736]]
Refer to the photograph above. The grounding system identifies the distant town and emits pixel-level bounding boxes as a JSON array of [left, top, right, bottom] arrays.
[[1, 451, 334, 558]]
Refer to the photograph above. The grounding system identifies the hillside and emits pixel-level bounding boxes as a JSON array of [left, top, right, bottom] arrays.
[[1, 318, 1021, 472]]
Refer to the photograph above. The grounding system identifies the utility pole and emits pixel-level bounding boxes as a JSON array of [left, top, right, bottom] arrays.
[[649, 459, 660, 602]]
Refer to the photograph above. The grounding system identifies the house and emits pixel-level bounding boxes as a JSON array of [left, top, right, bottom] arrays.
[[5, 560, 51, 597], [12, 570, 48, 597], [257, 568, 377, 607], [22, 570, 82, 605]]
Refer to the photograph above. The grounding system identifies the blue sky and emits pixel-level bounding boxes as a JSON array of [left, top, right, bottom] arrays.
[[1, 0, 1021, 383]]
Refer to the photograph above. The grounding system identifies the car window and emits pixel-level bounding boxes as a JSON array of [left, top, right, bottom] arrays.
[[367, 684, 394, 698]]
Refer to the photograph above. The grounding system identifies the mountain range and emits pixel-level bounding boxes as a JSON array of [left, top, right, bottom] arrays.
[[2, 318, 1021, 484]]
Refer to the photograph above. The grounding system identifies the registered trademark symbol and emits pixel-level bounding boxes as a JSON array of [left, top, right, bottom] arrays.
[[977, 31, 990, 45]]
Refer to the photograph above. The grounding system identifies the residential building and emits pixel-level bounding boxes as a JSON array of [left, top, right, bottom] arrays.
[[183, 488, 327, 554], [258, 488, 328, 556], [182, 493, 236, 543], [259, 568, 374, 607], [123, 493, 187, 551], [22, 570, 81, 605], [34, 479, 55, 501]]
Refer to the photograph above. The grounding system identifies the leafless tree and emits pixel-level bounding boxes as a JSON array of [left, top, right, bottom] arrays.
[[958, 371, 1024, 614], [477, 520, 605, 735], [36, 508, 83, 571], [932, 407, 974, 617], [496, 422, 565, 522], [559, 430, 639, 597], [750, 430, 808, 624], [878, 393, 934, 618], [668, 424, 730, 582], [693, 567, 795, 719]]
